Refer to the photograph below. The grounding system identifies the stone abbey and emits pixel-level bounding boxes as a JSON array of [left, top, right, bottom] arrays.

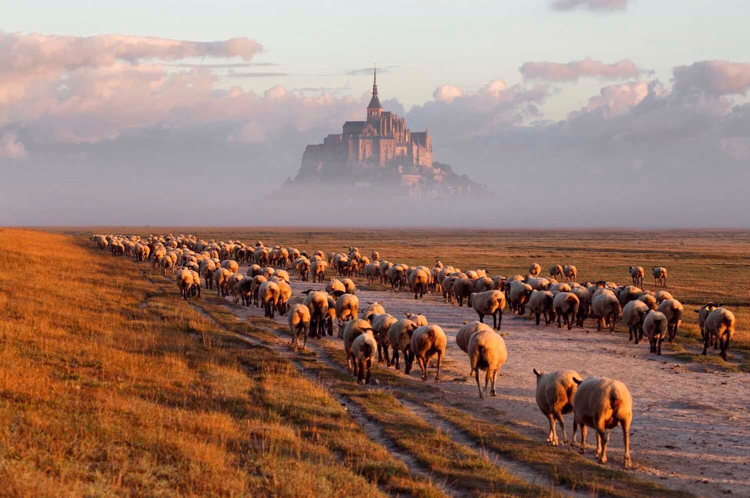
[[290, 67, 486, 197], [296, 68, 436, 182]]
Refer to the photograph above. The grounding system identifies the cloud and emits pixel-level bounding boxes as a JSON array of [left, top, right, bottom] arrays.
[[227, 71, 292, 78], [550, 0, 629, 12], [520, 57, 641, 82], [570, 80, 667, 118], [672, 60, 750, 98], [346, 65, 397, 76], [0, 32, 262, 106], [0, 131, 27, 159]]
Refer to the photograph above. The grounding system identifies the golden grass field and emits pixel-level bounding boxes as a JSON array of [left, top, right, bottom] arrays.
[[4, 226, 747, 497]]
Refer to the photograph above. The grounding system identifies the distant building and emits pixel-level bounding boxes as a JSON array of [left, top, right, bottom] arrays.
[[289, 67, 488, 198]]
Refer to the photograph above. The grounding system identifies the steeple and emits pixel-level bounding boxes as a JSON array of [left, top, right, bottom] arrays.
[[367, 64, 382, 112]]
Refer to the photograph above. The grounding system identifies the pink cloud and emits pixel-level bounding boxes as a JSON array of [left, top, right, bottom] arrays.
[[550, 0, 628, 12], [0, 131, 27, 159], [520, 57, 641, 82], [672, 61, 750, 98], [570, 81, 667, 118]]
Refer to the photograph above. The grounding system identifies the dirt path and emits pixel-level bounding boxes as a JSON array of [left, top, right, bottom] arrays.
[[219, 272, 750, 498]]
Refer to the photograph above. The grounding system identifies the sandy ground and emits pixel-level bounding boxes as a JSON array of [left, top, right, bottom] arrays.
[[219, 271, 750, 498]]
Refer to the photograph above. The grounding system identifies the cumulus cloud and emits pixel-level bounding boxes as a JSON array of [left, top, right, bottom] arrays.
[[672, 60, 750, 98], [570, 80, 667, 118], [520, 57, 641, 82], [0, 32, 366, 143], [0, 131, 27, 159], [550, 0, 628, 12]]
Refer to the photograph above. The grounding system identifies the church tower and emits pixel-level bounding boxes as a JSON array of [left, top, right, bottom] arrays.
[[367, 65, 382, 125]]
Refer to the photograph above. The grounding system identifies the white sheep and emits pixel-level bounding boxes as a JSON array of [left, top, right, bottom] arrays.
[[657, 298, 683, 342], [410, 325, 447, 383], [509, 281, 533, 315], [549, 264, 564, 280], [369, 313, 398, 365], [258, 280, 280, 319], [702, 307, 736, 361], [456, 321, 493, 355], [351, 331, 378, 384], [335, 293, 360, 333], [533, 369, 582, 445], [288, 303, 311, 351], [591, 291, 621, 333], [571, 377, 633, 469], [563, 265, 577, 282], [628, 266, 644, 286], [469, 330, 507, 399], [343, 318, 374, 374], [470, 290, 506, 330], [652, 267, 668, 287], [302, 290, 329, 339], [694, 302, 720, 346], [642, 310, 668, 355], [622, 299, 649, 343]]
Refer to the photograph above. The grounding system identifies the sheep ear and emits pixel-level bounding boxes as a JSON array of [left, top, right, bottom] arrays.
[[573, 377, 583, 385], [693, 309, 700, 313], [533, 368, 542, 377]]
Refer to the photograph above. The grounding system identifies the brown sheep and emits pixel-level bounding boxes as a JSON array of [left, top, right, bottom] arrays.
[[410, 325, 447, 382], [469, 330, 507, 399]]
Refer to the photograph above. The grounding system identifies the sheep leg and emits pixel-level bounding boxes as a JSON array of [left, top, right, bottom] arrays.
[[556, 413, 567, 443], [497, 311, 503, 330], [405, 350, 414, 375], [377, 342, 384, 364], [475, 368, 483, 399], [392, 348, 400, 370], [489, 368, 497, 397], [598, 429, 610, 465], [302, 327, 308, 351], [546, 414, 556, 443], [567, 313, 573, 330], [364, 358, 372, 385], [434, 351, 442, 383], [557, 311, 562, 328], [478, 313, 484, 324], [657, 336, 662, 355], [535, 313, 541, 326], [571, 419, 578, 447], [622, 419, 632, 469], [720, 336, 729, 361], [579, 425, 587, 454]]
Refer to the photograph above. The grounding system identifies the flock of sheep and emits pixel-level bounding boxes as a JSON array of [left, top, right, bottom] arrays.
[[92, 233, 738, 469]]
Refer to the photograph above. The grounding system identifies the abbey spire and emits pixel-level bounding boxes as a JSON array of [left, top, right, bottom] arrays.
[[367, 64, 382, 114]]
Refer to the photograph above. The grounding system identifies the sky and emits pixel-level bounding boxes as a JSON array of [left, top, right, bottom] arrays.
[[1, 0, 750, 227]]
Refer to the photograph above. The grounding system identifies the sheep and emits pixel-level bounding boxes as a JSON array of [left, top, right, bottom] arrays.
[[452, 277, 475, 307], [227, 273, 244, 303], [325, 278, 346, 295], [335, 293, 360, 333], [341, 278, 356, 294], [637, 293, 658, 311], [617, 286, 642, 308], [533, 369, 582, 446], [405, 312, 428, 327], [622, 300, 649, 343], [470, 290, 506, 330], [591, 291, 621, 333], [387, 319, 419, 372], [214, 267, 231, 297], [409, 268, 430, 299], [371, 249, 380, 261], [176, 268, 196, 300], [570, 286, 591, 327], [509, 281, 533, 315], [456, 321, 493, 355], [562, 265, 577, 282], [654, 290, 673, 303], [368, 313, 397, 364], [694, 302, 720, 346], [220, 259, 239, 274], [246, 264, 262, 277], [343, 318, 374, 374], [302, 290, 329, 339], [274, 269, 290, 283], [311, 259, 327, 283], [410, 325, 447, 383], [554, 292, 580, 330], [492, 275, 506, 291], [237, 276, 254, 307], [571, 377, 633, 469], [362, 301, 386, 320], [325, 295, 337, 337], [276, 280, 292, 315], [528, 263, 542, 277], [702, 307, 736, 361], [364, 262, 381, 284], [288, 303, 311, 351], [549, 282, 571, 294], [652, 267, 667, 287], [549, 264, 564, 280], [628, 266, 644, 287], [261, 266, 275, 279], [258, 281, 280, 319], [250, 275, 267, 307], [643, 310, 668, 355], [529, 290, 555, 326], [351, 331, 378, 384], [468, 329, 507, 399], [527, 278, 551, 291], [387, 265, 406, 291], [474, 276, 495, 293], [656, 298, 683, 342]]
